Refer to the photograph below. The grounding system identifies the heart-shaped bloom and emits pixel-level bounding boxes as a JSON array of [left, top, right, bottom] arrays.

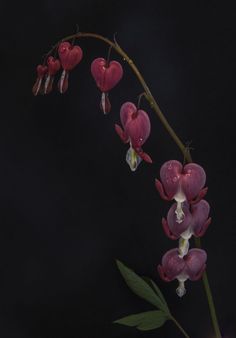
[[158, 248, 207, 297], [91, 57, 123, 114], [57, 42, 83, 93], [115, 102, 152, 171], [155, 160, 207, 223], [32, 64, 48, 96], [162, 200, 211, 257], [44, 56, 61, 94]]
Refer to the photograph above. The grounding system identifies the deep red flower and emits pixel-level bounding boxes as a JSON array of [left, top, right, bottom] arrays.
[[32, 65, 48, 96], [162, 200, 211, 240], [44, 56, 61, 94], [158, 248, 207, 297], [91, 57, 123, 114], [57, 42, 83, 93], [155, 160, 207, 223], [162, 200, 211, 257], [115, 102, 152, 171]]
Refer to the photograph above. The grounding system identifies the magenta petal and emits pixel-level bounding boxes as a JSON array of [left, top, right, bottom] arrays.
[[191, 187, 208, 204], [191, 200, 210, 236], [184, 249, 207, 281], [162, 218, 179, 240], [120, 102, 138, 128], [195, 217, 211, 237], [158, 265, 172, 282], [58, 42, 83, 71], [91, 58, 123, 92], [167, 202, 192, 237], [135, 148, 152, 163], [114, 124, 129, 143], [160, 160, 182, 200], [160, 248, 185, 281], [155, 179, 170, 201], [125, 109, 151, 147], [181, 163, 206, 201], [190, 264, 206, 281]]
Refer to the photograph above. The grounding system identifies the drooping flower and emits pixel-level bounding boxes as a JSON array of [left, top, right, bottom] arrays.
[[57, 42, 83, 93], [155, 160, 207, 223], [115, 102, 152, 171], [158, 248, 207, 297], [32, 64, 48, 96], [162, 200, 211, 257], [44, 56, 61, 94], [91, 57, 123, 114]]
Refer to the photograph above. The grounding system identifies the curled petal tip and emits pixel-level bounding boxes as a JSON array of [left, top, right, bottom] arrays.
[[195, 217, 211, 237], [190, 264, 206, 281], [191, 187, 208, 204], [135, 149, 152, 163], [158, 265, 171, 282], [155, 179, 170, 201], [162, 217, 178, 240], [115, 124, 129, 143]]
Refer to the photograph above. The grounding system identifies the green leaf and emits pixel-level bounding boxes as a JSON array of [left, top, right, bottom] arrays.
[[141, 276, 170, 313], [114, 310, 168, 331], [116, 260, 170, 314]]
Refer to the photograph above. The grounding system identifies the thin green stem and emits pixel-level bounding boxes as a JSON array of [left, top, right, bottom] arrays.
[[170, 316, 190, 338], [195, 238, 222, 338], [46, 32, 221, 337]]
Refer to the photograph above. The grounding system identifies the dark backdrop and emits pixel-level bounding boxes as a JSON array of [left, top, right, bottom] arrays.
[[0, 1, 235, 337]]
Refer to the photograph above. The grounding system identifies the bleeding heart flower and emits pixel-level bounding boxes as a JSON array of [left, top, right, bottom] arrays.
[[32, 64, 48, 96], [158, 248, 207, 297], [57, 41, 83, 93], [162, 200, 211, 257], [155, 160, 207, 223], [44, 56, 61, 94], [115, 102, 152, 171], [91, 57, 123, 114]]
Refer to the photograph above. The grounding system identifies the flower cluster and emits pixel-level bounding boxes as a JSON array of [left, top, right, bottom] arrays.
[[155, 160, 210, 296], [33, 41, 152, 171], [32, 42, 83, 96], [33, 40, 210, 295]]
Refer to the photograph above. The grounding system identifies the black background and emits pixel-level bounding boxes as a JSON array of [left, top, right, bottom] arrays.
[[0, 1, 235, 337]]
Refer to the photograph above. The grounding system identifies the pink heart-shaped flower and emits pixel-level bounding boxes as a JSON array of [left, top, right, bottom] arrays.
[[156, 160, 207, 202], [58, 42, 83, 71], [36, 65, 48, 77], [125, 109, 151, 148], [47, 56, 61, 75], [91, 58, 123, 92], [184, 249, 207, 281]]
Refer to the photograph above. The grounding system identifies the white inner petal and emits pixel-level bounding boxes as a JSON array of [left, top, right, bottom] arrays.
[[101, 92, 106, 114], [176, 274, 188, 297], [174, 188, 186, 223], [176, 281, 186, 297], [126, 145, 142, 172], [180, 227, 193, 240], [44, 75, 50, 93], [60, 69, 66, 93], [178, 237, 190, 258], [35, 78, 42, 95]]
